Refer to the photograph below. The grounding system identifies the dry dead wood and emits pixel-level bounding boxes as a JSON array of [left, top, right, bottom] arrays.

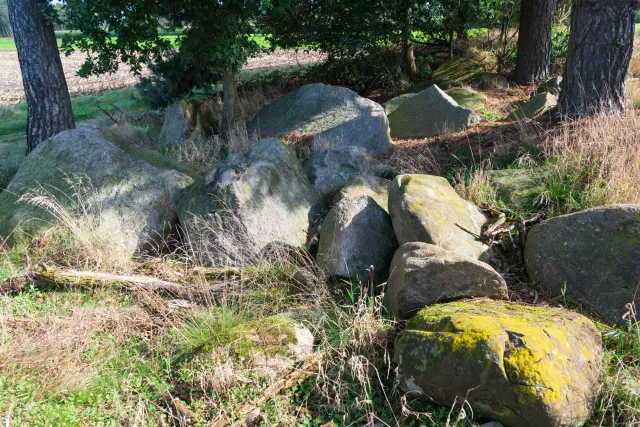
[[0, 265, 238, 304]]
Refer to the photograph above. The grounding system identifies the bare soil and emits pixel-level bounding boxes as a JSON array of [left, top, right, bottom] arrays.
[[0, 49, 325, 105]]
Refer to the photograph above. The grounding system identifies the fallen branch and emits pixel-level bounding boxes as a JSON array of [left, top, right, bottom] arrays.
[[1, 265, 237, 304]]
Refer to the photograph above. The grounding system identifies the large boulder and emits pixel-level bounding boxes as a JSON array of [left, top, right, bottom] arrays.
[[445, 87, 487, 111], [384, 242, 507, 319], [387, 85, 476, 138], [0, 143, 25, 191], [383, 93, 416, 116], [407, 80, 464, 94], [525, 205, 640, 324], [432, 58, 485, 83], [333, 176, 391, 214], [177, 138, 325, 265], [0, 124, 194, 255], [395, 301, 602, 427], [317, 196, 398, 283], [471, 72, 509, 90], [304, 147, 396, 198], [536, 76, 562, 95], [248, 83, 392, 155], [389, 174, 490, 260], [509, 92, 558, 120], [159, 103, 191, 146]]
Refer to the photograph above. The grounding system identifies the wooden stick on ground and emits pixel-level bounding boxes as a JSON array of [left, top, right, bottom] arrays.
[[1, 265, 237, 304]]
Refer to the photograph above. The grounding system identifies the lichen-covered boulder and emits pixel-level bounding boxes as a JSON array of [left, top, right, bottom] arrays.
[[525, 205, 640, 324], [387, 85, 475, 138], [0, 124, 194, 255], [445, 87, 487, 111], [395, 301, 602, 427], [536, 76, 562, 95], [432, 58, 485, 82], [487, 169, 544, 210], [248, 83, 392, 155], [177, 138, 325, 265], [333, 176, 391, 214], [384, 242, 507, 319], [407, 79, 464, 94], [304, 147, 396, 198], [472, 72, 509, 90], [317, 196, 398, 283], [159, 103, 191, 145], [509, 93, 558, 120], [389, 174, 489, 260], [383, 93, 416, 116]]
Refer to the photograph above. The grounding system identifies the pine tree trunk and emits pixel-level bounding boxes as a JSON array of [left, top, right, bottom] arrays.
[[7, 0, 74, 154], [401, 0, 416, 76], [221, 64, 240, 137], [514, 0, 557, 85], [558, 0, 640, 118]]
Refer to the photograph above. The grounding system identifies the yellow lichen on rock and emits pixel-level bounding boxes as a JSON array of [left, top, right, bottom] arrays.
[[396, 301, 603, 427]]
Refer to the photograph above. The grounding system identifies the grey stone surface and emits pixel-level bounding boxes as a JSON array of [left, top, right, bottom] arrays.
[[525, 205, 640, 324], [389, 174, 490, 260], [333, 175, 392, 214], [384, 242, 508, 319], [177, 138, 325, 265], [536, 76, 562, 95], [317, 196, 398, 283], [509, 92, 558, 120], [159, 104, 191, 145], [248, 83, 392, 155], [304, 147, 396, 198], [387, 85, 475, 138], [0, 124, 194, 255]]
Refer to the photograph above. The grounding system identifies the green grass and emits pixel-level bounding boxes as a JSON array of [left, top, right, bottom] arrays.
[[0, 33, 268, 51], [0, 87, 148, 145]]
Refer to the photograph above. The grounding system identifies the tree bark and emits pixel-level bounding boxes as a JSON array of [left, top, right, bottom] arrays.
[[7, 0, 75, 154], [448, 29, 455, 60], [401, 0, 416, 76], [221, 64, 240, 137], [514, 0, 557, 85], [559, 0, 640, 118]]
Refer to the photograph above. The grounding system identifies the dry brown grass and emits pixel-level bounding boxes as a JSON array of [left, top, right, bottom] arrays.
[[541, 111, 640, 209]]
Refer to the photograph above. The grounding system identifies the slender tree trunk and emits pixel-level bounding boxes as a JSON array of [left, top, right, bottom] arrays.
[[221, 64, 240, 137], [514, 0, 557, 85], [559, 0, 640, 118], [7, 0, 74, 154], [448, 29, 455, 59], [401, 0, 416, 76]]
